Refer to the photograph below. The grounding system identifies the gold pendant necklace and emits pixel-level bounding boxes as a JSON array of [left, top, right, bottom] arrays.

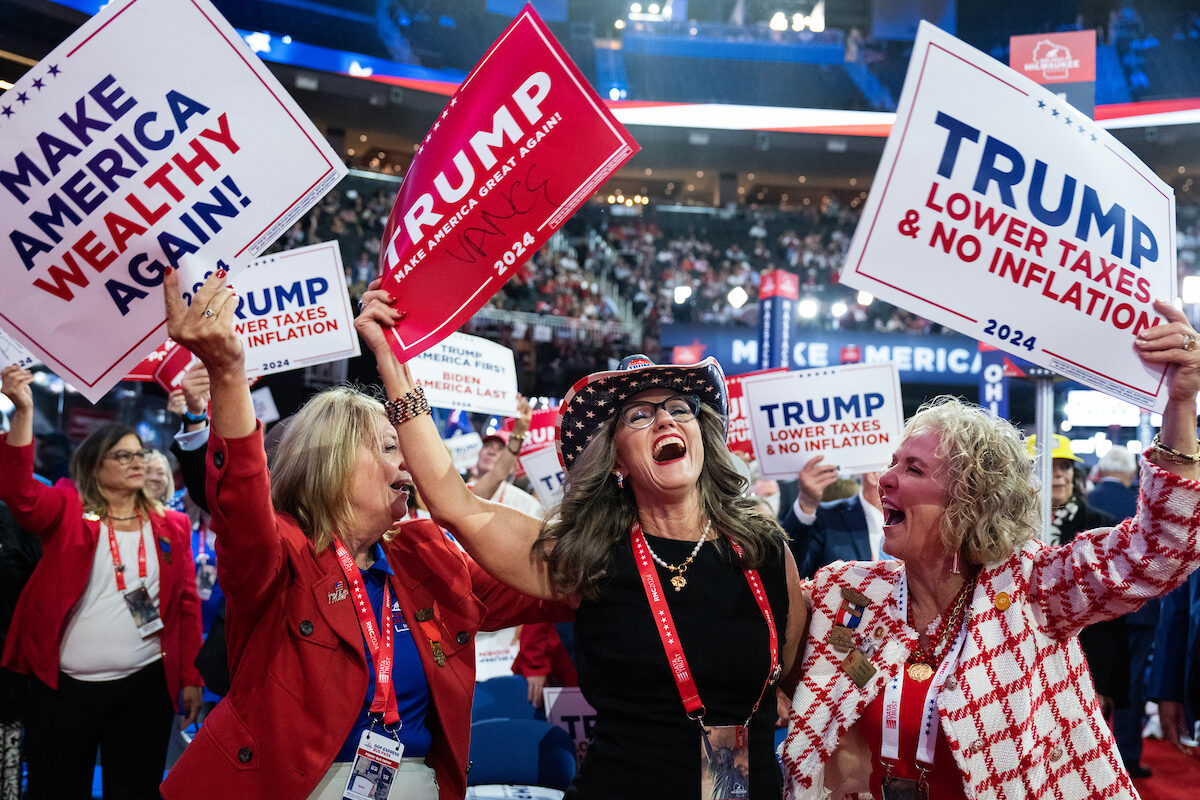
[[642, 520, 712, 592]]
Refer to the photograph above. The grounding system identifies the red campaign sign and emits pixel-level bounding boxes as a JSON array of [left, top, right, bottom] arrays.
[[379, 5, 638, 361], [501, 407, 559, 455], [125, 338, 194, 391], [1009, 30, 1096, 85], [725, 368, 788, 457]]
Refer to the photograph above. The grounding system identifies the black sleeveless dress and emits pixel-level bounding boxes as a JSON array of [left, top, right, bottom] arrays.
[[565, 531, 790, 800]]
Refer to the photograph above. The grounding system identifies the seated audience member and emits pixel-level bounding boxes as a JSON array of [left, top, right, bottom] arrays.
[[782, 455, 885, 578], [160, 270, 567, 800], [1, 367, 202, 800], [1089, 444, 1156, 776]]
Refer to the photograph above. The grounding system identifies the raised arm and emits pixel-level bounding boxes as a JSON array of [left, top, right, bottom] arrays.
[[1134, 299, 1200, 482], [1029, 300, 1200, 637], [354, 280, 557, 600], [164, 268, 284, 620], [471, 394, 532, 501]]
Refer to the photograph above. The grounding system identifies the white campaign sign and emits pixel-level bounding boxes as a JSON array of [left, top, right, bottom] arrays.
[[233, 242, 359, 379], [446, 432, 483, 475], [741, 363, 904, 479], [839, 22, 1175, 411], [519, 446, 565, 509], [0, 0, 346, 402], [0, 329, 38, 370], [543, 686, 597, 769], [408, 332, 519, 417]]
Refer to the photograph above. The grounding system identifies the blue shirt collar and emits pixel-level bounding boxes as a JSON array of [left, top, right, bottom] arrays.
[[367, 541, 393, 576]]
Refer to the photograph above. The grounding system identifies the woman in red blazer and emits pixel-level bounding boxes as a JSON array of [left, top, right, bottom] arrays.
[[0, 367, 203, 800], [160, 270, 566, 800]]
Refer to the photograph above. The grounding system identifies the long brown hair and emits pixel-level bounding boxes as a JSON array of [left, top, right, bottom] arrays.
[[69, 423, 164, 518], [536, 405, 785, 600]]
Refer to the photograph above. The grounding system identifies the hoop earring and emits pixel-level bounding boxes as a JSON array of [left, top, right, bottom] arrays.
[[616, 473, 625, 489]]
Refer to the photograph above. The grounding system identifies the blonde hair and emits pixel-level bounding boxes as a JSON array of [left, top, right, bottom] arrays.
[[146, 450, 176, 505], [269, 386, 389, 552], [904, 396, 1038, 565], [70, 423, 164, 519]]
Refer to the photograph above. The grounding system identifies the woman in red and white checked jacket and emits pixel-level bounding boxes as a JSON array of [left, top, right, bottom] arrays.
[[781, 300, 1200, 800]]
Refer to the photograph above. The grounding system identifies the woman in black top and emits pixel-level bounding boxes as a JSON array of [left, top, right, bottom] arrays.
[[356, 281, 806, 799]]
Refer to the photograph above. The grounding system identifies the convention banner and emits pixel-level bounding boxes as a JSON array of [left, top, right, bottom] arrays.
[[378, 5, 638, 361], [543, 686, 597, 769], [232, 241, 360, 379], [520, 444, 564, 509], [408, 332, 519, 417], [741, 362, 903, 479], [0, 0, 346, 402], [840, 22, 1175, 412], [725, 367, 788, 458], [0, 329, 38, 370]]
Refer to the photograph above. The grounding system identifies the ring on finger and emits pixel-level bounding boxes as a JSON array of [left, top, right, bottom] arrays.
[[203, 309, 215, 318], [1183, 333, 1198, 352]]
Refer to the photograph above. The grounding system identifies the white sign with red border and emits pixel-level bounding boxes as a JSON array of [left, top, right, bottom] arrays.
[[224, 241, 359, 379], [408, 332, 518, 417], [839, 22, 1175, 411], [741, 363, 904, 479], [0, 0, 346, 403]]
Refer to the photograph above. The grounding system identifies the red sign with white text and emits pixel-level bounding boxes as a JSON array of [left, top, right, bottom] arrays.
[[125, 338, 193, 392], [726, 368, 788, 457], [1009, 30, 1096, 84], [379, 5, 638, 361], [759, 269, 799, 300]]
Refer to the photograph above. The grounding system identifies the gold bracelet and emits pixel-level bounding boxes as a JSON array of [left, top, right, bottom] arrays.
[[384, 385, 431, 426], [1150, 433, 1200, 463], [506, 433, 526, 455]]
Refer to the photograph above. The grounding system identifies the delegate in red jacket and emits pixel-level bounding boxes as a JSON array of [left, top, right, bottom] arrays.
[[161, 427, 571, 800], [0, 435, 203, 710]]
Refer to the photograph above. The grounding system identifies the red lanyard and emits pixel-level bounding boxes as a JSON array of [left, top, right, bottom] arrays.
[[332, 537, 400, 725], [106, 510, 146, 591], [631, 522, 780, 724]]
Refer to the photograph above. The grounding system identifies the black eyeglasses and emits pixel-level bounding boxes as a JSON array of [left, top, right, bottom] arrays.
[[106, 449, 151, 466], [618, 395, 700, 429]]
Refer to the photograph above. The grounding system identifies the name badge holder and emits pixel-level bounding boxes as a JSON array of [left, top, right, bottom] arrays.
[[879, 573, 969, 800], [630, 524, 779, 800], [107, 511, 164, 638], [343, 720, 403, 800]]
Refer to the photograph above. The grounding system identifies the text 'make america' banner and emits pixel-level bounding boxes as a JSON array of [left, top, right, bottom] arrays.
[[379, 5, 638, 361], [0, 0, 346, 402]]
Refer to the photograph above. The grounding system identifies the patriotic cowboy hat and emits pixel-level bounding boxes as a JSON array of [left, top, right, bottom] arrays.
[[555, 354, 728, 471]]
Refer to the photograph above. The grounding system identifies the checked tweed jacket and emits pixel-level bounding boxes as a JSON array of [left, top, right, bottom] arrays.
[[782, 461, 1200, 800]]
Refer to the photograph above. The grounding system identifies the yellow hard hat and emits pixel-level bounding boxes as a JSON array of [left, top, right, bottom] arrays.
[[1024, 434, 1083, 463]]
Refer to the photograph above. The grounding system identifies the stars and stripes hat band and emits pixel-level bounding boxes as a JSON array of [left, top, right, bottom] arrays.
[[555, 353, 728, 471]]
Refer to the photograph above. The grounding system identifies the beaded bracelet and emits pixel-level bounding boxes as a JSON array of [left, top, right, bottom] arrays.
[[506, 432, 527, 455], [384, 385, 431, 426], [1150, 433, 1200, 464]]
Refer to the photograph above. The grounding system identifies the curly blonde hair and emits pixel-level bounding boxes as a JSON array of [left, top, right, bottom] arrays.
[[904, 396, 1038, 565]]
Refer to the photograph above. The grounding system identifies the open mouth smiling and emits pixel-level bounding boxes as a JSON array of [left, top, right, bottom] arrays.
[[652, 434, 686, 463]]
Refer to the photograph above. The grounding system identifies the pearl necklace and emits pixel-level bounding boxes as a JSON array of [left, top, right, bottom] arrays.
[[641, 519, 711, 591]]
